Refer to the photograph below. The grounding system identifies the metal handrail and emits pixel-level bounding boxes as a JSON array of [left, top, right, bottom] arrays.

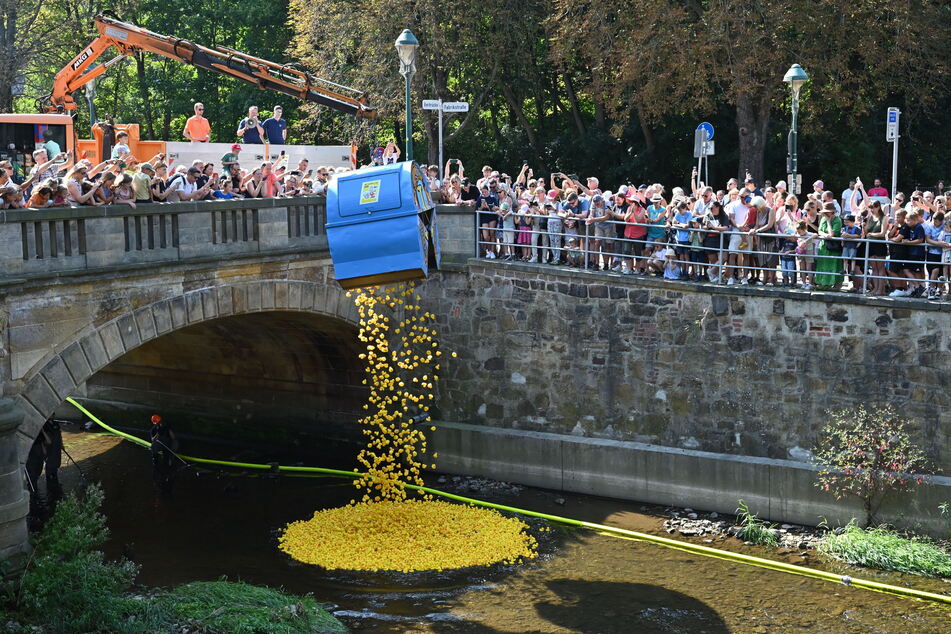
[[475, 211, 950, 296]]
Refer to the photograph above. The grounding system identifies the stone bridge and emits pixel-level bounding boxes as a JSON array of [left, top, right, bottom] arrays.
[[2, 196, 950, 561]]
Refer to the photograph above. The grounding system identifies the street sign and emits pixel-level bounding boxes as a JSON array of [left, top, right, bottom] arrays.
[[886, 107, 900, 142], [422, 99, 441, 110], [693, 130, 715, 158], [442, 101, 469, 112], [697, 122, 715, 141]]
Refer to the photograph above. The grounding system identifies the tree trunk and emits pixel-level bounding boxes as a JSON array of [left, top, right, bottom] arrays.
[[735, 93, 771, 184], [0, 6, 18, 112], [500, 84, 543, 162], [564, 74, 587, 136], [635, 103, 656, 156], [136, 53, 155, 139]]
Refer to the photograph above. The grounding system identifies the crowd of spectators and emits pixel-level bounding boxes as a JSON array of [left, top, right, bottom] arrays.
[[1, 141, 346, 211], [433, 160, 949, 299]]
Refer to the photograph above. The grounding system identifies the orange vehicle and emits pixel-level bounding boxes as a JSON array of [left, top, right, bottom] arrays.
[[0, 14, 373, 171]]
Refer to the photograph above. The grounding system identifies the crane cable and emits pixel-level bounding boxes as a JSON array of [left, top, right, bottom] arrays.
[[64, 397, 951, 607]]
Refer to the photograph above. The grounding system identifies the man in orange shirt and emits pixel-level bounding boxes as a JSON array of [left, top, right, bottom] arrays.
[[183, 102, 211, 142]]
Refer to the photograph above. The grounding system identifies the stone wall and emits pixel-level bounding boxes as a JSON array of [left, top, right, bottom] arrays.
[[420, 260, 951, 472]]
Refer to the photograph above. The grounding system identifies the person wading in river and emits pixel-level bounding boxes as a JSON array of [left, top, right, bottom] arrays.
[[25, 419, 64, 507], [149, 414, 179, 492]]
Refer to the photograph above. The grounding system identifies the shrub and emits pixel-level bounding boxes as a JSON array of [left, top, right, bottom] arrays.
[[735, 500, 778, 547], [813, 404, 930, 526], [6, 484, 141, 633], [818, 521, 951, 577]]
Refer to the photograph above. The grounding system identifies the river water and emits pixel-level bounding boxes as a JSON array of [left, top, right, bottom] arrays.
[[45, 427, 951, 633]]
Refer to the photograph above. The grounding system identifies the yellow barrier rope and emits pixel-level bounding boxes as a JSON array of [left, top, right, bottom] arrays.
[[65, 397, 951, 607]]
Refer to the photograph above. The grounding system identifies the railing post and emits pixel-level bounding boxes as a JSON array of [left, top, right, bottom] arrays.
[[861, 236, 870, 295]]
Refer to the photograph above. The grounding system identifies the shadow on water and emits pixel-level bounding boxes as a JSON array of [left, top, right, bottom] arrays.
[[533, 579, 729, 634]]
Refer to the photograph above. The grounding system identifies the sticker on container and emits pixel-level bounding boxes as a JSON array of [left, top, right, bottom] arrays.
[[360, 180, 381, 204]]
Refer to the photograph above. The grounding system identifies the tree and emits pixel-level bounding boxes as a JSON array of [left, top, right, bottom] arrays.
[[813, 404, 930, 527], [549, 0, 951, 184]]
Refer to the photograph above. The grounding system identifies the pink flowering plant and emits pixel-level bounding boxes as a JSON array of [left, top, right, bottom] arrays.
[[813, 405, 931, 527]]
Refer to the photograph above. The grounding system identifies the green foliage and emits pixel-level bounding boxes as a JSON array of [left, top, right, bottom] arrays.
[[818, 521, 951, 578], [153, 580, 347, 633], [4, 484, 140, 633], [813, 405, 930, 527], [0, 486, 345, 633], [735, 500, 778, 548]]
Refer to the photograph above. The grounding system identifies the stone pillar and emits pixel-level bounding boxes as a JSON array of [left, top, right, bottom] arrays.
[[0, 399, 29, 568]]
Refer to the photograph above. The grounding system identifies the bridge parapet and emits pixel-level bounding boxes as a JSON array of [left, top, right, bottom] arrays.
[[0, 200, 476, 282]]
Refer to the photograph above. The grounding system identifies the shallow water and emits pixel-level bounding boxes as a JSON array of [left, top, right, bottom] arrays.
[[43, 428, 951, 632]]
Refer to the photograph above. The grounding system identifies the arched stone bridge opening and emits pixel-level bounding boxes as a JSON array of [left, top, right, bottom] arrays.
[[12, 280, 365, 457]]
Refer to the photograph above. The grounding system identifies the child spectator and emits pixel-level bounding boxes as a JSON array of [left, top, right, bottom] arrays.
[[841, 214, 863, 291], [114, 174, 137, 208], [565, 237, 583, 266], [95, 172, 118, 205], [662, 247, 682, 280], [213, 177, 239, 199], [28, 186, 53, 208], [52, 184, 69, 206], [795, 220, 817, 290], [498, 201, 517, 261]]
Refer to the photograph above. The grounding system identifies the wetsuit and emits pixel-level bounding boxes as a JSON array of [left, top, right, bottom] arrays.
[[150, 421, 179, 490]]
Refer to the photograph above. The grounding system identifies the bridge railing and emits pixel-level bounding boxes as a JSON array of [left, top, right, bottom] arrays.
[[0, 200, 478, 282], [0, 197, 328, 280]]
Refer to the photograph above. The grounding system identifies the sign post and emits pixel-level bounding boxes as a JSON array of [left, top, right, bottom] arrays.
[[886, 107, 900, 202], [694, 122, 715, 185], [422, 100, 469, 180]]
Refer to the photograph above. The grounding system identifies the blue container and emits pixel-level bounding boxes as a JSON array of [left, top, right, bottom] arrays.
[[326, 162, 440, 289]]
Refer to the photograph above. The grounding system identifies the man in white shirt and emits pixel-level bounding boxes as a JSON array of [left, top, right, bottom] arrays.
[[165, 167, 211, 202], [821, 190, 842, 216], [841, 180, 859, 214]]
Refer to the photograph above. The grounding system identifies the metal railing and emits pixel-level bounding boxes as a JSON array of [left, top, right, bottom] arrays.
[[474, 212, 950, 297]]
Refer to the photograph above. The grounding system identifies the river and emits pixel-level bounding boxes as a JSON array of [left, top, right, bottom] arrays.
[[42, 427, 951, 633]]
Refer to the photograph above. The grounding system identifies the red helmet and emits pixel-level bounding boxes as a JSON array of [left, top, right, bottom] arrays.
[[151, 415, 162, 424]]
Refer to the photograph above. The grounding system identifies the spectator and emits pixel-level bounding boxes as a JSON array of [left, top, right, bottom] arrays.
[[27, 185, 53, 209], [183, 103, 211, 142], [382, 140, 400, 165], [546, 199, 564, 264], [821, 190, 842, 216], [95, 172, 118, 205], [165, 167, 212, 202], [213, 177, 241, 200], [867, 178, 889, 198], [815, 202, 844, 290], [841, 180, 859, 215], [795, 221, 817, 289], [586, 194, 613, 270], [476, 183, 500, 258], [111, 131, 131, 160], [113, 173, 137, 208], [65, 165, 101, 206], [133, 163, 154, 203], [237, 106, 264, 144], [923, 211, 948, 298], [41, 130, 61, 159], [262, 106, 287, 145], [242, 166, 265, 198], [221, 144, 241, 174], [30, 149, 67, 183], [0, 186, 23, 209]]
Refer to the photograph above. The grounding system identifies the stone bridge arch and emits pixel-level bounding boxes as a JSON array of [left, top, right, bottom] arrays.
[[12, 279, 360, 457]]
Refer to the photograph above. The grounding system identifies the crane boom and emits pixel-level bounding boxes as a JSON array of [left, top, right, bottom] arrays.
[[45, 14, 375, 120]]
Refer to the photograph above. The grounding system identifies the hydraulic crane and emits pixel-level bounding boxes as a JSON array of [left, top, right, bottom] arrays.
[[42, 14, 375, 121]]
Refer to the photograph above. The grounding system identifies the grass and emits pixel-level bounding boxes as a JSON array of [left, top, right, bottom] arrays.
[[735, 500, 779, 547], [818, 521, 951, 578], [149, 580, 348, 633]]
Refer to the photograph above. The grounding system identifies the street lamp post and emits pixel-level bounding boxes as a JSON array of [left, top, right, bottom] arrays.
[[395, 29, 419, 163], [783, 63, 809, 195]]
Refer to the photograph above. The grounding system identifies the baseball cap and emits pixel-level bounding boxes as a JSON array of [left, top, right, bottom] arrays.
[[744, 177, 755, 184], [546, 189, 559, 199], [813, 180, 824, 189], [638, 184, 648, 191], [618, 185, 629, 195], [592, 194, 604, 203], [500, 201, 510, 210], [775, 180, 788, 190], [231, 144, 242, 150]]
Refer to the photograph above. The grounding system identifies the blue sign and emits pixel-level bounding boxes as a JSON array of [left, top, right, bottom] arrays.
[[888, 112, 898, 123], [697, 122, 715, 141]]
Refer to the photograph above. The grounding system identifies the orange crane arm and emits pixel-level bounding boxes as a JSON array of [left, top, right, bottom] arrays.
[[45, 14, 375, 120]]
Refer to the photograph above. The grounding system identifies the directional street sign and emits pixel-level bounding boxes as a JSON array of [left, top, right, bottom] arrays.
[[442, 101, 469, 112], [697, 121, 715, 141], [886, 107, 900, 142], [422, 99, 441, 110]]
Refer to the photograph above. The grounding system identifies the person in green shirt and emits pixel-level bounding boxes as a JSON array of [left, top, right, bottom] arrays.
[[221, 144, 241, 175], [41, 130, 61, 160], [132, 163, 154, 203]]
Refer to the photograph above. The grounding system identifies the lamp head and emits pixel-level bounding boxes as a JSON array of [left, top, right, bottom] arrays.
[[395, 29, 419, 73], [783, 63, 809, 99]]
